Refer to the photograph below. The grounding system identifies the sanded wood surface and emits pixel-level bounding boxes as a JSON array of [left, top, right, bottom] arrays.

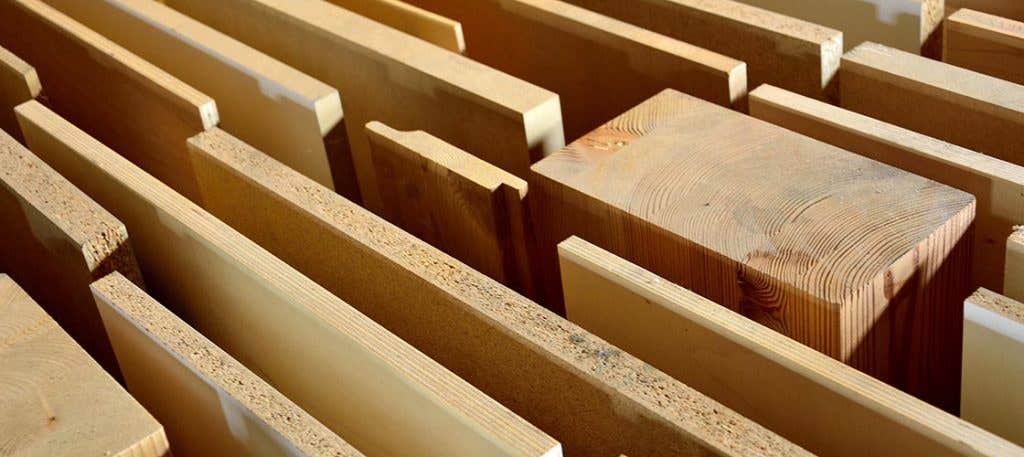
[[185, 127, 809, 457], [559, 0, 842, 100], [15, 101, 560, 457], [91, 272, 363, 457], [1007, 229, 1024, 302], [948, 0, 1024, 22], [162, 0, 564, 212], [749, 84, 1024, 293], [0, 46, 40, 143], [944, 9, 1024, 85], [559, 236, 1024, 457], [0, 274, 169, 457], [326, 0, 465, 53], [841, 41, 1024, 168], [531, 89, 976, 412]]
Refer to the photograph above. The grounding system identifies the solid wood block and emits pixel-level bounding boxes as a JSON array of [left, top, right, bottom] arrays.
[[948, 0, 1024, 22], [366, 121, 534, 294], [184, 127, 809, 456], [326, 0, 465, 53], [841, 42, 1024, 168], [559, 236, 1023, 457], [1006, 229, 1024, 302], [944, 9, 1024, 85], [91, 272, 363, 457], [162, 0, 564, 212], [530, 89, 975, 412], [0, 126, 142, 376], [559, 0, 842, 100], [0, 45, 40, 143], [44, 0, 346, 193], [15, 101, 560, 457], [749, 84, 1024, 293], [962, 288, 1024, 446], [0, 274, 169, 457], [404, 0, 746, 139]]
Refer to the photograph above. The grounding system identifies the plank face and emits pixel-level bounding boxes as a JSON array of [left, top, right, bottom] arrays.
[[0, 275, 169, 457], [1007, 229, 1024, 302], [944, 8, 1024, 85], [0, 45, 40, 143], [531, 89, 975, 411], [948, 0, 1024, 22], [325, 0, 465, 53], [559, 237, 1023, 457]]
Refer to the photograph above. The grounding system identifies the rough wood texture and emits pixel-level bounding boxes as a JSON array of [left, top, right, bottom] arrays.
[[0, 274, 169, 457], [44, 0, 346, 192], [0, 126, 143, 377], [325, 0, 465, 53], [184, 127, 809, 457], [405, 0, 746, 139], [15, 101, 560, 457], [841, 41, 1024, 168], [749, 84, 1024, 293], [366, 121, 534, 295], [162, 0, 564, 212], [947, 0, 1024, 22], [1006, 228, 1024, 302], [0, 45, 40, 143], [559, 0, 842, 100], [530, 89, 976, 412], [91, 272, 363, 457], [962, 288, 1024, 447], [944, 9, 1024, 85], [559, 236, 1023, 457]]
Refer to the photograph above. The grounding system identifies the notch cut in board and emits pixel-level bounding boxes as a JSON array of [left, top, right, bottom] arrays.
[[943, 8, 1024, 86], [91, 272, 363, 457], [14, 100, 561, 457], [43, 0, 348, 194], [0, 274, 169, 457], [403, 0, 746, 140], [748, 84, 1024, 293], [325, 0, 465, 53], [160, 0, 564, 213], [947, 0, 1024, 22], [0, 45, 40, 143], [1006, 228, 1024, 302], [559, 236, 1024, 457], [184, 127, 809, 456]]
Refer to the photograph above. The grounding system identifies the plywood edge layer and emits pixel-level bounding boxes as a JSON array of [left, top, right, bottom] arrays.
[[327, 0, 465, 53], [0, 44, 41, 97], [947, 8, 1024, 45]]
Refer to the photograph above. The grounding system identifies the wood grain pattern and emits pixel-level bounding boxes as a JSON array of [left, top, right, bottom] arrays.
[[15, 101, 560, 457], [560, 236, 1023, 457], [0, 274, 169, 457], [947, 0, 1024, 22], [184, 127, 808, 457], [944, 8, 1024, 85], [325, 0, 465, 53], [0, 46, 40, 143], [1006, 228, 1024, 302], [530, 89, 976, 412]]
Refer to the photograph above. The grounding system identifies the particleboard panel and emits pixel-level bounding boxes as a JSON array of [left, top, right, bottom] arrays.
[[530, 89, 976, 412], [0, 0, 218, 203], [0, 274, 169, 457], [559, 0, 842, 100], [0, 127, 142, 376], [961, 288, 1024, 447], [947, 0, 1024, 22], [559, 236, 1024, 457], [404, 0, 746, 140], [944, 9, 1024, 85], [43, 0, 347, 193], [162, 0, 564, 212], [15, 101, 561, 457], [91, 272, 363, 457], [184, 127, 809, 457], [325, 0, 465, 53], [0, 45, 40, 143], [1006, 229, 1024, 302], [749, 84, 1024, 293], [841, 42, 1024, 168]]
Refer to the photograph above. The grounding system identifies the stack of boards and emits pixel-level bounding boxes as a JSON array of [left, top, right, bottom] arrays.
[[1, 0, 1023, 455]]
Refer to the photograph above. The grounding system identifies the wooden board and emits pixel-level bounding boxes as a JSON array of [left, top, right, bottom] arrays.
[[0, 126, 142, 376], [841, 41, 1024, 168], [184, 127, 809, 456], [0, 274, 169, 457], [0, 45, 40, 143], [530, 89, 975, 412], [366, 121, 534, 295], [161, 0, 564, 212], [91, 272, 363, 457], [14, 101, 561, 457], [403, 0, 746, 139], [1006, 228, 1024, 302], [962, 288, 1024, 447], [325, 0, 465, 53], [947, 0, 1024, 22], [944, 8, 1024, 85], [43, 0, 346, 192], [559, 236, 1023, 457], [558, 0, 842, 100], [749, 83, 1024, 293]]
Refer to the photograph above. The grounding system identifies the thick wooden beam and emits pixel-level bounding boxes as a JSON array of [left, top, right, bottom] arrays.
[[15, 101, 560, 457], [184, 127, 808, 456], [944, 9, 1024, 85], [91, 272, 363, 457], [0, 274, 169, 456], [841, 42, 1024, 168], [947, 0, 1024, 22], [749, 84, 1024, 293], [325, 0, 465, 53], [1006, 229, 1024, 302], [161, 0, 564, 212], [0, 45, 40, 143]]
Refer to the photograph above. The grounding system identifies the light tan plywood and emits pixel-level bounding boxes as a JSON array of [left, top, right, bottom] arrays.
[[0, 45, 40, 143], [1006, 228, 1024, 302], [947, 0, 1024, 22], [326, 0, 465, 53], [944, 9, 1024, 85]]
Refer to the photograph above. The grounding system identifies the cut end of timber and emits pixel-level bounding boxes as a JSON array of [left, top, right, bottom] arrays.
[[969, 287, 1024, 325]]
